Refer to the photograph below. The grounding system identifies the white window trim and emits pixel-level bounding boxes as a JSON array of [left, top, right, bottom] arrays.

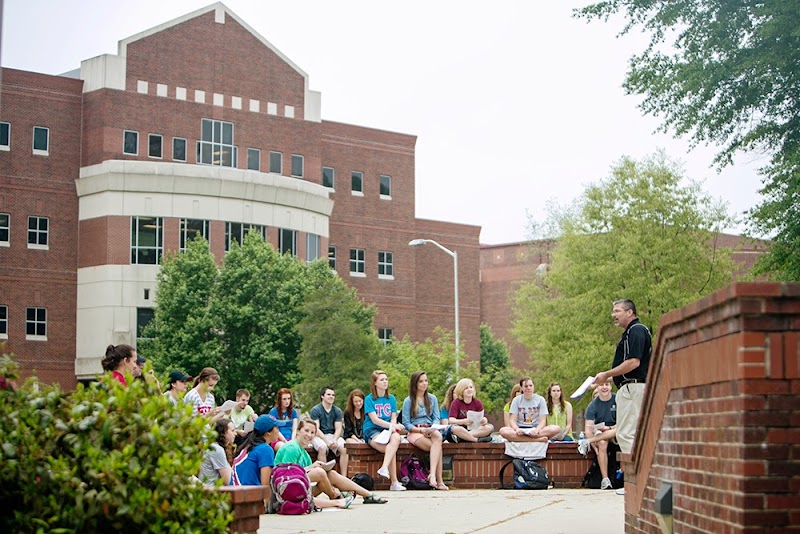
[[26, 334, 48, 341], [27, 216, 49, 250], [378, 273, 395, 280], [322, 166, 335, 190], [349, 271, 367, 278], [25, 307, 47, 341], [0, 213, 9, 247], [0, 122, 10, 151], [173, 137, 187, 162], [269, 151, 283, 174], [32, 126, 49, 156], [291, 154, 304, 178], [351, 171, 364, 195], [379, 175, 392, 200], [148, 133, 163, 159], [123, 130, 139, 156], [0, 305, 7, 339], [247, 148, 261, 171]]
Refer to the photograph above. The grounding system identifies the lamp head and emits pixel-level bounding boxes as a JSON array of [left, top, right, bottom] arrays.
[[408, 239, 427, 246]]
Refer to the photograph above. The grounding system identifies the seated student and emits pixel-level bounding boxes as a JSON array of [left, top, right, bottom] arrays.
[[499, 377, 561, 442], [268, 388, 299, 451], [230, 388, 257, 442], [276, 419, 386, 506], [309, 386, 346, 466], [438, 384, 478, 443], [363, 370, 406, 491], [577, 379, 618, 490], [503, 383, 523, 428], [199, 418, 235, 485], [439, 384, 456, 425], [164, 370, 191, 405], [233, 414, 283, 499], [184, 367, 226, 422], [448, 378, 494, 442], [545, 382, 574, 441], [340, 389, 366, 477], [401, 371, 448, 490]]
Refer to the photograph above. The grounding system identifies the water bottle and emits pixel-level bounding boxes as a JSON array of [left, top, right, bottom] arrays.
[[578, 431, 585, 440]]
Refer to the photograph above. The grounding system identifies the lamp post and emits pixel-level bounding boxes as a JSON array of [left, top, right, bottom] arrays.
[[408, 238, 460, 374]]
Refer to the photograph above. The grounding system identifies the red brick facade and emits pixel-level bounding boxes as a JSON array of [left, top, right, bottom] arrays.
[[622, 283, 800, 532]]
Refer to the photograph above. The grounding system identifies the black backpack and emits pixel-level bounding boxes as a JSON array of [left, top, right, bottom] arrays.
[[500, 459, 551, 490], [582, 441, 624, 489], [351, 472, 374, 491]]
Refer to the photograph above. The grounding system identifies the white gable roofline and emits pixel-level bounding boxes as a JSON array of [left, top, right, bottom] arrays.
[[117, 3, 308, 82]]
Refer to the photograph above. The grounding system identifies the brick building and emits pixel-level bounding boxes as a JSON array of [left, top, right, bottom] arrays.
[[0, 3, 480, 388]]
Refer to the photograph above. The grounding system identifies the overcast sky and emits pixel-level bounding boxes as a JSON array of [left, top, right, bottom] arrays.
[[1, 0, 766, 244]]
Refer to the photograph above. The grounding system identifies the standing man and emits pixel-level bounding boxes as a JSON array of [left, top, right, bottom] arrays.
[[594, 299, 652, 459], [309, 385, 346, 468]]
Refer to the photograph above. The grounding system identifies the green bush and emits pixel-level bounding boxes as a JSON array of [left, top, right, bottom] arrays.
[[0, 353, 232, 533]]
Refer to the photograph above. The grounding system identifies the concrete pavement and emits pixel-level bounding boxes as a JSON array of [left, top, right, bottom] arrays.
[[258, 488, 624, 533]]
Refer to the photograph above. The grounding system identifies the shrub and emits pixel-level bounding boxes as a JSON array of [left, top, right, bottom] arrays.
[[0, 353, 232, 533]]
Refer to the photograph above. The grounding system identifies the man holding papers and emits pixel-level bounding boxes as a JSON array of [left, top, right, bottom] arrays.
[[499, 377, 561, 442]]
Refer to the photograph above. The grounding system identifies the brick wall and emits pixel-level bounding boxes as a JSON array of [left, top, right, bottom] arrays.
[[623, 283, 800, 532]]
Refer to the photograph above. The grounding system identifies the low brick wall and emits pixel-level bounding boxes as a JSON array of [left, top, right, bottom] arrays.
[[218, 485, 267, 534], [346, 441, 593, 489]]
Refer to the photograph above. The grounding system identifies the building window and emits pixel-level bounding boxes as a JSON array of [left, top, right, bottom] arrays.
[[378, 251, 394, 279], [0, 122, 10, 151], [306, 234, 320, 263], [279, 228, 297, 256], [225, 222, 265, 251], [0, 305, 7, 339], [148, 134, 163, 158], [291, 154, 304, 178], [351, 171, 363, 195], [26, 307, 47, 339], [0, 213, 9, 246], [123, 130, 139, 155], [269, 151, 282, 174], [349, 248, 365, 276], [247, 148, 261, 171], [328, 246, 336, 270], [197, 118, 236, 167], [32, 126, 49, 155], [380, 175, 392, 198], [180, 219, 210, 251], [136, 307, 154, 343], [378, 328, 393, 346], [322, 167, 335, 189], [27, 216, 49, 249], [131, 216, 163, 265], [173, 137, 187, 161]]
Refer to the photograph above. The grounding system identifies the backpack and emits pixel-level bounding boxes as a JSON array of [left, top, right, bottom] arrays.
[[399, 454, 432, 490], [351, 472, 374, 491], [267, 463, 314, 515], [581, 441, 624, 489], [500, 459, 551, 489]]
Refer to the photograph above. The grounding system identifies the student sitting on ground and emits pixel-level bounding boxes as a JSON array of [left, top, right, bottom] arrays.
[[269, 387, 299, 451], [402, 371, 448, 490], [276, 418, 387, 506], [199, 418, 235, 485], [545, 382, 574, 441], [448, 378, 494, 442], [503, 383, 522, 428], [363, 370, 406, 491], [230, 388, 257, 442], [499, 377, 561, 442], [309, 385, 346, 468], [577, 378, 618, 490]]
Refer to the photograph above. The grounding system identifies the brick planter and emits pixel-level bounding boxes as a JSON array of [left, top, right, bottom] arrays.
[[346, 441, 593, 489], [218, 485, 267, 534]]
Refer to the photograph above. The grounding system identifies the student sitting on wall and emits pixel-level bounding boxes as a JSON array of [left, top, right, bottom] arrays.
[[545, 382, 574, 441], [577, 378, 618, 490], [448, 378, 494, 442], [499, 377, 561, 442], [402, 371, 448, 490]]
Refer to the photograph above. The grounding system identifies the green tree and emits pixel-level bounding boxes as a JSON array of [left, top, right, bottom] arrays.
[[378, 329, 458, 403], [295, 275, 380, 409], [576, 1, 800, 280], [478, 323, 515, 413], [140, 237, 220, 376], [212, 231, 326, 410], [513, 153, 736, 403]]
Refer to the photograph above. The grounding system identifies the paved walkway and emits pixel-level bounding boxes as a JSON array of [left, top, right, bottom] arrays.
[[259, 488, 624, 533]]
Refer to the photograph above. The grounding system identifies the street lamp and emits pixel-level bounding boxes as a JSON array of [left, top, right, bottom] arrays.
[[408, 238, 460, 374]]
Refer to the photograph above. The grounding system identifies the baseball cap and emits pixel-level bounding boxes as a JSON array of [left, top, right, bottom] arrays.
[[136, 355, 147, 365], [253, 414, 278, 435], [168, 370, 191, 383]]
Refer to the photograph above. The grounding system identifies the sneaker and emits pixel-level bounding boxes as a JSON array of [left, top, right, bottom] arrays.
[[450, 434, 460, 444], [477, 436, 493, 443], [616, 487, 626, 495], [601, 477, 612, 490], [377, 466, 390, 480], [577, 438, 590, 456], [390, 481, 407, 491]]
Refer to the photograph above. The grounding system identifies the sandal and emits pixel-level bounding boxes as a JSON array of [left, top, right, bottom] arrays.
[[343, 494, 356, 509], [363, 493, 388, 504], [436, 483, 449, 491]]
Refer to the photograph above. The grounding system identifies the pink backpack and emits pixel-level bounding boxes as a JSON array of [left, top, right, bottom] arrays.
[[268, 463, 314, 515]]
